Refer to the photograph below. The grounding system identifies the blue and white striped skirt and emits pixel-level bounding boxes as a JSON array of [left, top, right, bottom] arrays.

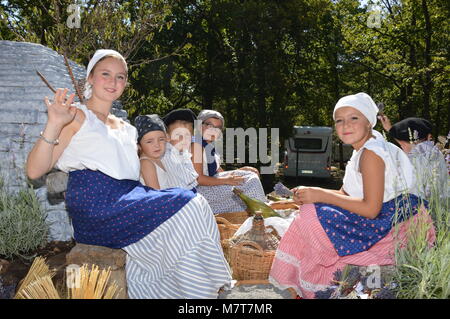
[[123, 194, 232, 299]]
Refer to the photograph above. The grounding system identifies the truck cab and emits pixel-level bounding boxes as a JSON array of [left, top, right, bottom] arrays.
[[283, 126, 333, 179]]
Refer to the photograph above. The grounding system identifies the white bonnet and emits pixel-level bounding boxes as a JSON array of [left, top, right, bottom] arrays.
[[83, 49, 127, 100], [333, 92, 379, 127]]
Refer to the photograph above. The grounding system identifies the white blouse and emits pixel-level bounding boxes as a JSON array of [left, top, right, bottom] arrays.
[[56, 103, 140, 181], [139, 158, 171, 189], [343, 132, 416, 202]]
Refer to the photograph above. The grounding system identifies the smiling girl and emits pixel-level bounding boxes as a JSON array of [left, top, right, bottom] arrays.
[[25, 50, 232, 299], [269, 92, 435, 298]]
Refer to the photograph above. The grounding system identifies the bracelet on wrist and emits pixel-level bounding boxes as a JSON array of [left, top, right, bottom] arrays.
[[39, 131, 59, 145]]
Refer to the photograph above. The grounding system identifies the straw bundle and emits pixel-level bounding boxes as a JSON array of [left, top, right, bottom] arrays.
[[15, 257, 55, 296], [15, 276, 60, 299], [68, 264, 120, 299], [14, 257, 121, 299]]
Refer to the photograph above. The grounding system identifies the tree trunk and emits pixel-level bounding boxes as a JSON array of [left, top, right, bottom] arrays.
[[420, 0, 433, 120], [256, 43, 267, 128], [203, 11, 215, 109], [434, 89, 441, 141]]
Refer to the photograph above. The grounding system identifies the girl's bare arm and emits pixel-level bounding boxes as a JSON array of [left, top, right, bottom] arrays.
[[295, 149, 385, 219], [26, 89, 83, 179]]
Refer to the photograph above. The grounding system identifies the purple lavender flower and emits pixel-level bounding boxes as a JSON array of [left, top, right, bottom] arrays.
[[274, 182, 293, 197]]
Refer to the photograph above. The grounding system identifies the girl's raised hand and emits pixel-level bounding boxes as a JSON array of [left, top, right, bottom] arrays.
[[378, 114, 392, 132], [44, 88, 77, 129]]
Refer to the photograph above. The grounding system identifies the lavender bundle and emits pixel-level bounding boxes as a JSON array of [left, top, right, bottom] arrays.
[[273, 182, 293, 198]]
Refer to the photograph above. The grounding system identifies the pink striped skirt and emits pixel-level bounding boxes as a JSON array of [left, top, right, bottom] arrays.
[[268, 203, 436, 298]]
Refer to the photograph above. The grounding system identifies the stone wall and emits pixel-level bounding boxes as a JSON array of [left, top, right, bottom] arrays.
[[0, 41, 128, 242]]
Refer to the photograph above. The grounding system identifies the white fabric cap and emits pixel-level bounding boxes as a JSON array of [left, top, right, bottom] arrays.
[[83, 49, 127, 99], [333, 92, 379, 127], [197, 110, 225, 127]]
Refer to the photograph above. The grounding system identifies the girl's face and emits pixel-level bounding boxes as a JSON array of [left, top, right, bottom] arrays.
[[88, 57, 127, 102], [334, 107, 372, 150], [168, 123, 193, 152], [139, 130, 167, 160], [201, 117, 223, 142]]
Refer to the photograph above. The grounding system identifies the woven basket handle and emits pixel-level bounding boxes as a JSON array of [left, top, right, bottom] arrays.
[[265, 226, 281, 239], [215, 216, 233, 226], [234, 241, 264, 255]]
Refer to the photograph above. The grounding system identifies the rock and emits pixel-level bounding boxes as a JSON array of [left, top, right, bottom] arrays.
[[35, 187, 74, 241], [219, 282, 293, 299], [66, 243, 128, 298], [46, 171, 69, 194]]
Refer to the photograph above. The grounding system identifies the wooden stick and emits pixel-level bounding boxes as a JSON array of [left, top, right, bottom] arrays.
[[36, 70, 56, 93], [64, 54, 83, 102]]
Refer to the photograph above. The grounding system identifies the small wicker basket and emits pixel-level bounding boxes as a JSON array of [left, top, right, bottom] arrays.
[[269, 201, 299, 210], [215, 216, 240, 241], [229, 241, 276, 281], [215, 211, 250, 224], [227, 213, 281, 281]]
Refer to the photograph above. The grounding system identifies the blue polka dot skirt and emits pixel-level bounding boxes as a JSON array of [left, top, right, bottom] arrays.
[[65, 169, 196, 249], [315, 194, 426, 257]]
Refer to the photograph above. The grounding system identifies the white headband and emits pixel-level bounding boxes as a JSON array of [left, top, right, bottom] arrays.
[[333, 92, 379, 127], [83, 49, 127, 100]]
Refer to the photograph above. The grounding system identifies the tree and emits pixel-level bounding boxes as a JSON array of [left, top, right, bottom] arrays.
[[339, 0, 450, 136]]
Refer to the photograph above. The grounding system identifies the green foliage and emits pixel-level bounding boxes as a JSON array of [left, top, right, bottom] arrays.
[[0, 185, 49, 261], [1, 0, 449, 158], [392, 168, 450, 299], [339, 0, 450, 136]]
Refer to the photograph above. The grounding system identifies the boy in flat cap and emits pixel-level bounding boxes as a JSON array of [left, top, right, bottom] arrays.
[[160, 109, 199, 191], [379, 115, 448, 199]]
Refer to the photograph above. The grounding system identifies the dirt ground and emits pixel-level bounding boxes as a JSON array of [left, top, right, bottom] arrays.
[[0, 240, 75, 299]]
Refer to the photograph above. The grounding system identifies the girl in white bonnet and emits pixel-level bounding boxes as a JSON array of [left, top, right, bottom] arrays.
[[269, 92, 435, 299], [26, 49, 232, 299]]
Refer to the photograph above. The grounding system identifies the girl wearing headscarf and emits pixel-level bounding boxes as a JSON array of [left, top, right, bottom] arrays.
[[135, 114, 171, 189], [268, 93, 435, 298], [26, 50, 231, 299], [191, 109, 268, 214]]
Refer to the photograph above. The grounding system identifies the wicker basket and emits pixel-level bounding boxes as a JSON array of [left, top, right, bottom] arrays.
[[221, 238, 232, 264], [269, 202, 299, 210], [215, 216, 240, 241], [229, 241, 276, 281], [216, 211, 250, 225]]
